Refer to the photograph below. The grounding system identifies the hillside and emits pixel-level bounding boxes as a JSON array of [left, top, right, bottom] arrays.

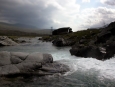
[[0, 22, 52, 36]]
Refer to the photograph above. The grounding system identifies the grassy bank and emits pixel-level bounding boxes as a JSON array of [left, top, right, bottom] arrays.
[[41, 29, 100, 44]]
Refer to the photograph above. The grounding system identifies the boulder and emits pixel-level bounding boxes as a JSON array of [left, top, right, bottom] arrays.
[[0, 36, 17, 46], [52, 38, 66, 47], [70, 45, 106, 60], [0, 51, 69, 77], [52, 38, 74, 47]]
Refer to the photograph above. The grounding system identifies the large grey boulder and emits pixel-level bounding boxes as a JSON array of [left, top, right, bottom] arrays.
[[0, 51, 69, 77], [0, 36, 17, 46]]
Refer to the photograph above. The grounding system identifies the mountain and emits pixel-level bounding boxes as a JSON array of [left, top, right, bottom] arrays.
[[12, 23, 37, 29], [0, 22, 52, 36], [0, 22, 37, 29]]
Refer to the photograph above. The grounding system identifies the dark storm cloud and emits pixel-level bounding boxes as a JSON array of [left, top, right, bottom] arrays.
[[0, 0, 58, 28]]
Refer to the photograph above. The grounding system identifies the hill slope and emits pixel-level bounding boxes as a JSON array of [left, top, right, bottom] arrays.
[[0, 22, 52, 36]]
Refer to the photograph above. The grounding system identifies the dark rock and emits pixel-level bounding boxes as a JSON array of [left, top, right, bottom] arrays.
[[52, 27, 73, 35], [70, 21, 115, 60], [52, 38, 66, 47], [104, 42, 115, 59], [95, 31, 111, 44], [52, 38, 75, 47], [70, 45, 105, 60]]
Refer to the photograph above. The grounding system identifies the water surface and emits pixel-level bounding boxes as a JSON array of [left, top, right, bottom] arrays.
[[0, 37, 115, 87]]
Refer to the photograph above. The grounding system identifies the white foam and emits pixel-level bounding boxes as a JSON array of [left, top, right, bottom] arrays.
[[58, 57, 115, 80]]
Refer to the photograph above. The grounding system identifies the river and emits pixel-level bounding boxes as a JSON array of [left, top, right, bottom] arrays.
[[0, 37, 115, 87]]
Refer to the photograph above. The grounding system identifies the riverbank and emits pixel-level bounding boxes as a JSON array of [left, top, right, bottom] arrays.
[[40, 21, 115, 60], [0, 37, 115, 87]]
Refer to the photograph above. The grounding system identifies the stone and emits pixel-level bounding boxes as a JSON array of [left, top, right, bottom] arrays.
[[0, 36, 17, 46], [0, 65, 20, 76], [41, 62, 70, 74], [15, 62, 42, 72], [0, 51, 11, 66], [10, 56, 23, 64], [11, 52, 29, 60], [24, 52, 44, 63], [43, 54, 53, 64], [0, 51, 69, 77]]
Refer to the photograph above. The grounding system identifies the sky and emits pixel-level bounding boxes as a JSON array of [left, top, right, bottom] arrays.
[[0, 0, 115, 31]]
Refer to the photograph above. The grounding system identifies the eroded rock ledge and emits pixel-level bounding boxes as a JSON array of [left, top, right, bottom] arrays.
[[0, 51, 69, 77]]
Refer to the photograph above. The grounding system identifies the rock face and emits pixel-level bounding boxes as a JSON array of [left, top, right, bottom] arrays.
[[0, 36, 17, 46], [0, 51, 69, 77], [70, 21, 115, 60], [52, 38, 75, 47], [52, 38, 66, 47]]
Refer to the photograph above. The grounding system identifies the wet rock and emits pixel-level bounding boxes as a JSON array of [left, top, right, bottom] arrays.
[[0, 51, 11, 66], [0, 51, 69, 77], [40, 61, 70, 74], [0, 36, 17, 46], [70, 21, 115, 60], [70, 45, 105, 60], [52, 38, 74, 47], [52, 38, 66, 47]]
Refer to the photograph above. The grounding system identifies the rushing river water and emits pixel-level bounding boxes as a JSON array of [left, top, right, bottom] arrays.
[[0, 37, 115, 87]]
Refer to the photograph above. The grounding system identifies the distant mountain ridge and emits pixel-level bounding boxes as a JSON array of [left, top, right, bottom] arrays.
[[0, 22, 37, 29], [0, 22, 52, 35]]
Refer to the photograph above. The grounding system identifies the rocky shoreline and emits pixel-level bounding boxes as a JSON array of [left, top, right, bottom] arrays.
[[70, 21, 115, 60], [0, 36, 18, 46], [41, 21, 115, 60], [0, 51, 69, 77]]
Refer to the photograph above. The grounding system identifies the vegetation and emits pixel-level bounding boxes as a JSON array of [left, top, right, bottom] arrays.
[[0, 22, 51, 36], [0, 29, 41, 36], [41, 29, 100, 42]]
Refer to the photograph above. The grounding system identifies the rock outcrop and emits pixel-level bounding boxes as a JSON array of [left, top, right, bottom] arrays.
[[52, 38, 75, 47], [70, 21, 115, 60], [0, 51, 69, 77], [0, 36, 17, 46]]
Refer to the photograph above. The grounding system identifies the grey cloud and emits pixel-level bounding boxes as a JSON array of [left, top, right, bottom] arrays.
[[0, 0, 58, 28], [81, 7, 115, 29], [103, 0, 115, 6]]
